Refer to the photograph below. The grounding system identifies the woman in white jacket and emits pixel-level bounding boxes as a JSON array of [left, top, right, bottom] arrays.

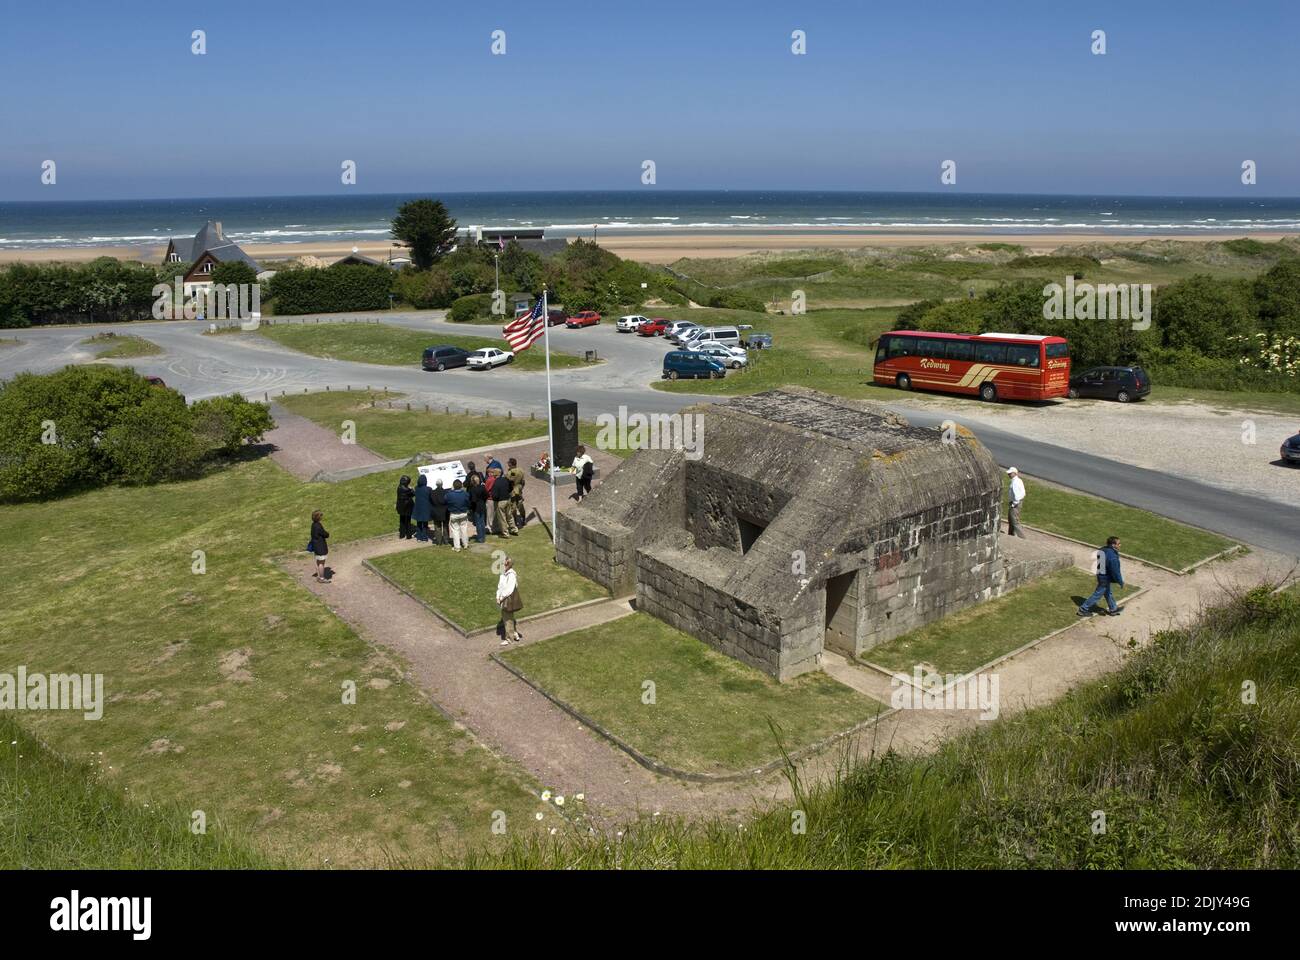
[[495, 557, 522, 645]]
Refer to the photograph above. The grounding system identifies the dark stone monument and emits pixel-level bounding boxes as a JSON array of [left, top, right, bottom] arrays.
[[551, 398, 578, 469]]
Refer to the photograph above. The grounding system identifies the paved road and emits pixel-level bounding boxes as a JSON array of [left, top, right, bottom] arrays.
[[4, 314, 1297, 556]]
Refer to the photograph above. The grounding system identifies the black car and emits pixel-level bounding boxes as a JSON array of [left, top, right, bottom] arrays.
[[1068, 365, 1151, 402], [1281, 432, 1300, 466], [421, 345, 472, 371]]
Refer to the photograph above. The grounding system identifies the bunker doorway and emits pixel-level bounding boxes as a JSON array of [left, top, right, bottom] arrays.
[[824, 571, 858, 656]]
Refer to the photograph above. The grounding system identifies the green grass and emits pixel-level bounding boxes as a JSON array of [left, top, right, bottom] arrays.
[[461, 586, 1300, 868], [0, 715, 276, 868], [252, 321, 589, 371], [501, 612, 884, 774], [865, 568, 1136, 675], [1147, 384, 1300, 417], [278, 390, 549, 460], [369, 525, 608, 632], [0, 455, 545, 867], [84, 333, 163, 358], [1009, 475, 1238, 571]]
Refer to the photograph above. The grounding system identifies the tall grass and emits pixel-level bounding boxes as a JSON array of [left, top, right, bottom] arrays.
[[457, 586, 1300, 869]]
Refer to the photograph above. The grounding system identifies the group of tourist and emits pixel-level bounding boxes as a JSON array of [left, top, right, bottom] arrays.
[[396, 455, 528, 550]]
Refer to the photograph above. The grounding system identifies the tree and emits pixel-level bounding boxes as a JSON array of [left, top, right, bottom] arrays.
[[391, 199, 458, 270], [210, 260, 258, 288], [1153, 275, 1256, 356]]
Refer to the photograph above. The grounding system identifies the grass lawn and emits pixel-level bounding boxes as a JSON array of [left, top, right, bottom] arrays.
[[278, 389, 635, 462], [252, 321, 589, 371], [84, 332, 163, 358], [501, 612, 884, 774], [1147, 385, 1300, 417], [1007, 475, 1238, 571], [864, 568, 1137, 676], [0, 456, 545, 867], [368, 524, 608, 632], [1, 715, 275, 868], [278, 390, 548, 460]]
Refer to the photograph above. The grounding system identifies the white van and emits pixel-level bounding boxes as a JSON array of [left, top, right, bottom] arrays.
[[682, 326, 741, 348]]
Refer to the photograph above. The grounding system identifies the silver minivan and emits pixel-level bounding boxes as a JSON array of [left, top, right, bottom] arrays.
[[682, 326, 741, 348]]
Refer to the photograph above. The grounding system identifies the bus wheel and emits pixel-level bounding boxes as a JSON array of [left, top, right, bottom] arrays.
[[896, 374, 912, 391], [980, 382, 998, 402]]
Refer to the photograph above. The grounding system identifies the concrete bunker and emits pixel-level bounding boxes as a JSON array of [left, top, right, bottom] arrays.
[[557, 387, 1068, 681]]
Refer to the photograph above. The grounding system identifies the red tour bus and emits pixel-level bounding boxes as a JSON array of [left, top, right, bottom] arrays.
[[873, 330, 1071, 402]]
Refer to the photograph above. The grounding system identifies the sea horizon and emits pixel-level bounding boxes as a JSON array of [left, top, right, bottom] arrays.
[[2, 189, 1299, 251]]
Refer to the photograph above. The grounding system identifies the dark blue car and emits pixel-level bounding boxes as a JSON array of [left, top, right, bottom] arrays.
[[663, 350, 725, 380]]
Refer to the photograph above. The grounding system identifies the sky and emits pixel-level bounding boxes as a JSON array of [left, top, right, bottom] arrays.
[[0, 0, 1296, 201]]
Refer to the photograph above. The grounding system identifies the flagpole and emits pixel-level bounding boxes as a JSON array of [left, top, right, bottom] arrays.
[[542, 286, 558, 557]]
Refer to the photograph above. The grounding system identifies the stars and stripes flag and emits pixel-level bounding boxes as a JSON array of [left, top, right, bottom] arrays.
[[503, 297, 546, 353]]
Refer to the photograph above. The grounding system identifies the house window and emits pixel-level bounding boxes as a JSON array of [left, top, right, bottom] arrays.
[[201, 261, 213, 273], [169, 253, 180, 263]]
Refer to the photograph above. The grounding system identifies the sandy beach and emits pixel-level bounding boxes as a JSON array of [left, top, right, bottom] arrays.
[[3, 230, 1296, 268]]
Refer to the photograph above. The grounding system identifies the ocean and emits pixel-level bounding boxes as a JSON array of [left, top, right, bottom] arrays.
[[1, 191, 1298, 251]]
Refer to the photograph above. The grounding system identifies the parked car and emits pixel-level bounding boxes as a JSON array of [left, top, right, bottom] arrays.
[[688, 341, 748, 369], [667, 321, 700, 344], [1281, 431, 1300, 466], [546, 309, 568, 326], [1067, 365, 1151, 402], [637, 319, 669, 337], [663, 350, 725, 380], [466, 347, 515, 370], [681, 325, 742, 349], [566, 311, 601, 328], [744, 332, 773, 350], [422, 344, 472, 371], [144, 375, 167, 388], [616, 314, 651, 332]]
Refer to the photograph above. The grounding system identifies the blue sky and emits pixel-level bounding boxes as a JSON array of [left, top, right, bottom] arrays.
[[1, 0, 1296, 200]]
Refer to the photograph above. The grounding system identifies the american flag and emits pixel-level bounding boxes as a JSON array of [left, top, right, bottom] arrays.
[[503, 297, 546, 353]]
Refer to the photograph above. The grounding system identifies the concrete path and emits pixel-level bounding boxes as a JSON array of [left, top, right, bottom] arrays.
[[264, 403, 388, 480]]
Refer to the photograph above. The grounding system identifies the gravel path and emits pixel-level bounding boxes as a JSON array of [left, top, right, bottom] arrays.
[[264, 403, 387, 480]]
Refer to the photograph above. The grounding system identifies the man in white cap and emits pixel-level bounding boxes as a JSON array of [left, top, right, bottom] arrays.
[[1006, 467, 1026, 538]]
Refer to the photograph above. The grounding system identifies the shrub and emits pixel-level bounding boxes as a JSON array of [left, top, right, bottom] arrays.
[[449, 293, 496, 323], [0, 259, 158, 326], [265, 263, 392, 314], [0, 367, 275, 501]]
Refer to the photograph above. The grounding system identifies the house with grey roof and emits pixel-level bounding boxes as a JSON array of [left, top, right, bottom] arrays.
[[163, 221, 262, 295]]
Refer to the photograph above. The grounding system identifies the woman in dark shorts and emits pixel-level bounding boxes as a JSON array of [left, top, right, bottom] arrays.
[[310, 510, 330, 583]]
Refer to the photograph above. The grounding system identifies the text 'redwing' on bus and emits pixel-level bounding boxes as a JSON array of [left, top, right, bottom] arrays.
[[873, 331, 1071, 402]]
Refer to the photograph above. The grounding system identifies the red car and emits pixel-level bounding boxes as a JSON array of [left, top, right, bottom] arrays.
[[637, 318, 668, 337], [565, 311, 601, 328], [547, 309, 569, 326]]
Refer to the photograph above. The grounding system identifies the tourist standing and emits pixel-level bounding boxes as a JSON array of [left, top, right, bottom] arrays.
[[1006, 467, 1027, 538], [1079, 536, 1125, 617], [430, 480, 449, 546], [467, 473, 488, 543], [490, 466, 516, 537], [309, 510, 330, 583], [495, 557, 523, 645], [445, 479, 471, 551], [396, 475, 414, 540], [411, 474, 432, 540], [571, 445, 594, 502], [506, 458, 527, 529]]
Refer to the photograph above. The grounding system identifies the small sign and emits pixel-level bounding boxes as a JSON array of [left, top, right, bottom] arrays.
[[418, 459, 467, 490]]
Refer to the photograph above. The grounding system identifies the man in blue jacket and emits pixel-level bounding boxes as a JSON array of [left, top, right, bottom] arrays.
[[1079, 536, 1124, 617]]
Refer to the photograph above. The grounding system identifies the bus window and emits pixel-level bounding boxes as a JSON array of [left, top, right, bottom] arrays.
[[890, 337, 915, 358], [945, 340, 975, 362], [976, 342, 1007, 364], [1046, 342, 1070, 359], [1007, 344, 1040, 367], [919, 339, 948, 358], [875, 337, 891, 363]]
